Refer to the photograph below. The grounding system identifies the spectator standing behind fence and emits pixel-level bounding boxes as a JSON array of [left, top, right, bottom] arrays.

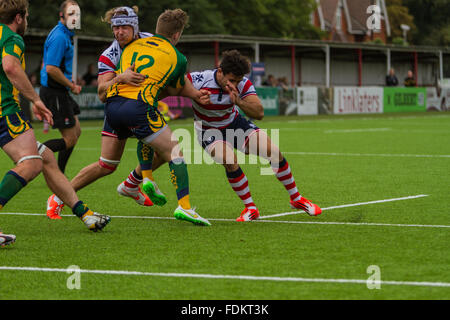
[[386, 68, 399, 87], [82, 63, 98, 87], [404, 70, 416, 87], [262, 74, 278, 87], [278, 77, 289, 91]]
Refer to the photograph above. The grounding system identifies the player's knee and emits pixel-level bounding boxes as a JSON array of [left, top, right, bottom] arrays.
[[63, 135, 79, 149], [17, 158, 43, 181], [66, 138, 77, 149], [30, 159, 44, 177], [98, 158, 120, 175]]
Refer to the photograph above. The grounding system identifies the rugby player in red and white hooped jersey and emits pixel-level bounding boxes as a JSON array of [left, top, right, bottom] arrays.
[[46, 6, 167, 218], [187, 50, 322, 221]]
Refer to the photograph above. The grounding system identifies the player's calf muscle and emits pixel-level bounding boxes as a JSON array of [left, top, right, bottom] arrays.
[[71, 162, 115, 191]]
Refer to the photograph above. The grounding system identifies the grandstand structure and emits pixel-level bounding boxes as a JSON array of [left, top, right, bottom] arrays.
[[23, 30, 450, 88]]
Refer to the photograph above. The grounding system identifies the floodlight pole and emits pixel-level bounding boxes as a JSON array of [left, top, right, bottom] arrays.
[[254, 42, 261, 86], [413, 51, 418, 87], [386, 48, 391, 74], [214, 41, 220, 68], [325, 45, 330, 88], [357, 48, 362, 87], [291, 45, 296, 87], [439, 51, 444, 82], [254, 42, 260, 63]]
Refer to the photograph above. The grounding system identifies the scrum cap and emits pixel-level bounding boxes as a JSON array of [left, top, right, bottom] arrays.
[[110, 6, 139, 36]]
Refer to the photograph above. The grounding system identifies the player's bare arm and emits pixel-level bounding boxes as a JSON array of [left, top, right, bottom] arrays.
[[97, 63, 145, 102], [165, 76, 211, 105], [46, 65, 81, 95], [2, 55, 53, 125], [97, 72, 115, 102], [227, 83, 264, 120], [3, 55, 42, 104]]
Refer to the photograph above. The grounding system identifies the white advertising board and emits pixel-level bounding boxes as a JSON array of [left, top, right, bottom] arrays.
[[427, 87, 450, 111], [297, 87, 319, 115], [334, 87, 383, 114]]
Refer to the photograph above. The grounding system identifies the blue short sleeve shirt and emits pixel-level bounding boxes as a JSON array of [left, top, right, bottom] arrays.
[[40, 22, 74, 89]]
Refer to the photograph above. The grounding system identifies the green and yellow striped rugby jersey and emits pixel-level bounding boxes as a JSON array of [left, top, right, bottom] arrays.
[[0, 24, 26, 117], [107, 34, 187, 109]]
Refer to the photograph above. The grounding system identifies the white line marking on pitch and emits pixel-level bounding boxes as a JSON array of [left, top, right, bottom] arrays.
[[3, 213, 446, 229], [324, 128, 392, 133], [0, 195, 444, 228], [260, 195, 429, 220], [76, 149, 450, 158], [284, 152, 450, 158], [0, 266, 449, 288], [1, 194, 446, 229]]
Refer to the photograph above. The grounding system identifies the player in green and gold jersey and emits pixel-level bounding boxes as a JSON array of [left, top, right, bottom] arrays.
[[105, 9, 212, 226], [0, 1, 111, 242]]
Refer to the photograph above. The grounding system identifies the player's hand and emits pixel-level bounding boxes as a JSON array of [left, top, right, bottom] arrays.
[[226, 82, 240, 105], [194, 89, 211, 105], [119, 63, 146, 87], [32, 99, 54, 126], [71, 83, 82, 95]]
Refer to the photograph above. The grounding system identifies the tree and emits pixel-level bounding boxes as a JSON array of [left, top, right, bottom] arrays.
[[28, 0, 119, 37], [26, 0, 321, 40], [403, 0, 450, 46], [385, 0, 416, 44], [216, 0, 321, 39]]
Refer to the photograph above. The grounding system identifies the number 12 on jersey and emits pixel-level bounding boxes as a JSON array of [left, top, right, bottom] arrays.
[[130, 52, 155, 74]]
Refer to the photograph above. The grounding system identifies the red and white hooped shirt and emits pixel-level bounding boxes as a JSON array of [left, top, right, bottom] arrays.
[[188, 69, 257, 129], [98, 32, 153, 75]]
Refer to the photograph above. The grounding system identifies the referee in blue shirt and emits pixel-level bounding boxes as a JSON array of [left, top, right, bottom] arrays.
[[40, 0, 82, 173]]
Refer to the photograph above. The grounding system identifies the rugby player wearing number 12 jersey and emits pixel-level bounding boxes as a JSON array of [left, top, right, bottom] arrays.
[[104, 9, 212, 226]]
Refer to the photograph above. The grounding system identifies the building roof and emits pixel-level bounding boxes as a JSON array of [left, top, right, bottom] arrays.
[[346, 0, 372, 33], [319, 0, 339, 28], [317, 0, 391, 37]]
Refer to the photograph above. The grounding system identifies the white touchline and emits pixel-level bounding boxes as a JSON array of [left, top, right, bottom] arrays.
[[3, 213, 446, 229], [2, 195, 447, 229], [0, 266, 449, 288], [283, 114, 450, 124], [283, 152, 450, 158], [324, 128, 392, 133], [259, 195, 430, 220]]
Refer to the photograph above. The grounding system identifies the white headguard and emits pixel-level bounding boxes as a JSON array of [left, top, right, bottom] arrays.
[[110, 7, 139, 37]]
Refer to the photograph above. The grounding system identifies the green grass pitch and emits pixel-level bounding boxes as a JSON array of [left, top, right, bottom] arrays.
[[0, 112, 449, 300]]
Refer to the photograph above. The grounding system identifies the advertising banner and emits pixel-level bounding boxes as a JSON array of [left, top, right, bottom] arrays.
[[69, 88, 195, 120], [161, 96, 193, 119], [426, 87, 450, 112], [251, 63, 265, 77], [333, 87, 383, 114], [383, 87, 426, 113], [256, 87, 279, 116], [296, 87, 319, 115], [70, 87, 104, 120]]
